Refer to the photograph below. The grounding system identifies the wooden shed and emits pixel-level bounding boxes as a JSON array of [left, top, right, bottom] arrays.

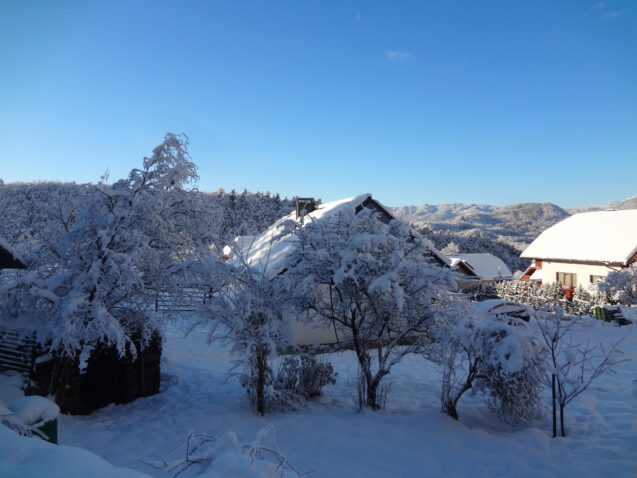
[[0, 238, 161, 415], [26, 334, 162, 415]]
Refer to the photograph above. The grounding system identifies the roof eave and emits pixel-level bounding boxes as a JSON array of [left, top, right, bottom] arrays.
[[519, 256, 628, 267]]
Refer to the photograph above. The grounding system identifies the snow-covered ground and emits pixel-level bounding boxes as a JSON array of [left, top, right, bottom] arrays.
[[2, 317, 636, 477]]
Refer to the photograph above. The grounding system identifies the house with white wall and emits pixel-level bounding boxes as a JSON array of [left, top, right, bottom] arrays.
[[227, 194, 452, 345], [520, 210, 637, 298]]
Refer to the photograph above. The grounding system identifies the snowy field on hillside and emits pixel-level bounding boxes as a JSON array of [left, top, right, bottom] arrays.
[[1, 318, 637, 477]]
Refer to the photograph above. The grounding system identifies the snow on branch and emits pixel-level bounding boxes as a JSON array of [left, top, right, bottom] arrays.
[[143, 425, 311, 478]]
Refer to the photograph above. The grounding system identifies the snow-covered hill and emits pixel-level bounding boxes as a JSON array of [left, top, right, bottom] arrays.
[[391, 202, 569, 245], [392, 195, 636, 249], [391, 196, 635, 273], [566, 195, 637, 214]]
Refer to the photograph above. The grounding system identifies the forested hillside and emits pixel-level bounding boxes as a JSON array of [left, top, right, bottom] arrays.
[[0, 181, 294, 259]]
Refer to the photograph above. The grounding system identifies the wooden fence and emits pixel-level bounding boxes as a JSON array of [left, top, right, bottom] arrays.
[[152, 286, 211, 312], [0, 327, 37, 374]]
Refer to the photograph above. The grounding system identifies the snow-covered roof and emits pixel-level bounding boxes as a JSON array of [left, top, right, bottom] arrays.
[[222, 235, 256, 259], [449, 253, 512, 280], [0, 237, 25, 269], [521, 210, 637, 265], [228, 194, 447, 278], [448, 258, 477, 276]]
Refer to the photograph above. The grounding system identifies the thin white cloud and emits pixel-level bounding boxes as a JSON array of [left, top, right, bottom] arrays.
[[386, 50, 412, 63], [600, 9, 623, 20], [592, 1, 606, 9]]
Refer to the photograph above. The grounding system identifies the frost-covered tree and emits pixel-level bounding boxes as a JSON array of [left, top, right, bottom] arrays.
[[441, 241, 460, 256], [535, 309, 627, 437], [1, 133, 199, 369], [0, 179, 295, 261], [438, 309, 545, 422], [0, 181, 93, 265], [197, 258, 291, 415], [286, 207, 459, 410], [597, 263, 637, 306]]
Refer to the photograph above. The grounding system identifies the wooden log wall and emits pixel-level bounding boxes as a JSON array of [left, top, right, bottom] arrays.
[[23, 335, 162, 415]]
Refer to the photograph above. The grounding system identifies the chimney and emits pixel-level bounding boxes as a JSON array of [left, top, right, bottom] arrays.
[[296, 197, 316, 219]]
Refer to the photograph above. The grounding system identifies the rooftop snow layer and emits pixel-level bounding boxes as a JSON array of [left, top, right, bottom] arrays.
[[229, 194, 373, 278], [228, 194, 446, 278], [449, 253, 513, 280], [521, 209, 637, 264]]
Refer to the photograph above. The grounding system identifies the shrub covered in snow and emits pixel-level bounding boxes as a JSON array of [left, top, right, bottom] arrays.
[[597, 263, 637, 306], [275, 353, 337, 400], [462, 282, 499, 302], [437, 308, 545, 423], [494, 280, 609, 315]]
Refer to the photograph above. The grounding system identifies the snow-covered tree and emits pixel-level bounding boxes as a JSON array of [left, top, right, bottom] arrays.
[[438, 309, 545, 422], [0, 179, 295, 261], [597, 263, 637, 306], [441, 241, 461, 256], [534, 310, 627, 437], [197, 257, 291, 415], [1, 133, 199, 368], [286, 207, 459, 410], [0, 181, 93, 265]]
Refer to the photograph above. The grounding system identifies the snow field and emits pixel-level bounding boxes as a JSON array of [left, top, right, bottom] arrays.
[[1, 318, 636, 477]]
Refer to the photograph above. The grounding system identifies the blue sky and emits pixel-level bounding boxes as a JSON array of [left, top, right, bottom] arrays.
[[1, 1, 635, 208]]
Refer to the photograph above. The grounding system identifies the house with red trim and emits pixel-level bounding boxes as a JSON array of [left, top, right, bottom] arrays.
[[520, 210, 637, 298]]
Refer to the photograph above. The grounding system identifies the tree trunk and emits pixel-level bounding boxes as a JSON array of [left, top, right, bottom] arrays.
[[255, 346, 267, 416], [552, 374, 557, 438], [560, 403, 565, 437], [442, 400, 459, 421], [366, 380, 380, 411]]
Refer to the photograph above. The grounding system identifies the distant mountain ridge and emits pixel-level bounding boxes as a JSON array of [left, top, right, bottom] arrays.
[[391, 202, 570, 249], [565, 195, 637, 214], [391, 196, 637, 252]]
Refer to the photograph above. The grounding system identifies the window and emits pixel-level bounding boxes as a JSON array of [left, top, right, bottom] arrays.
[[590, 275, 604, 284], [556, 272, 577, 288]]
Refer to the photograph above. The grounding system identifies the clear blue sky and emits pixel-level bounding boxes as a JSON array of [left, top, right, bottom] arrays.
[[1, 1, 635, 208]]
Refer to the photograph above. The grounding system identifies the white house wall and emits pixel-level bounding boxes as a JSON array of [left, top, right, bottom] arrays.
[[282, 308, 339, 346], [541, 261, 619, 289]]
